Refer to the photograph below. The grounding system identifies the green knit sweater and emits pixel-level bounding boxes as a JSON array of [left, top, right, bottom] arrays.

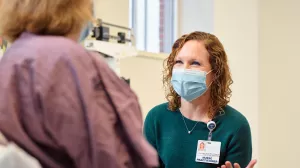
[[143, 103, 252, 168]]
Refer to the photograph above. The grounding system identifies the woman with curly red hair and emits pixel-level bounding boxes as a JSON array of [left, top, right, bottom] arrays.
[[144, 31, 256, 168]]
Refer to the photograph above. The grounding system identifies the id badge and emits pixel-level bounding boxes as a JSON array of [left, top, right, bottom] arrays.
[[195, 140, 221, 164]]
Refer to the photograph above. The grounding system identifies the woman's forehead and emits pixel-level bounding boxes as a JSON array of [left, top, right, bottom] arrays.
[[176, 40, 209, 60]]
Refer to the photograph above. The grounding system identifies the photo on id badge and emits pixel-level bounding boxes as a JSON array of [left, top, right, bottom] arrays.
[[198, 142, 206, 151], [195, 140, 221, 164]]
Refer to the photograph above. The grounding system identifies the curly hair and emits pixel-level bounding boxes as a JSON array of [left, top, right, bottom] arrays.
[[163, 31, 233, 118]]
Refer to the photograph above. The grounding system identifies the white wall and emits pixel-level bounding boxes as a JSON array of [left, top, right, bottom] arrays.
[[259, 0, 300, 167], [214, 0, 259, 162], [94, 0, 129, 27], [120, 54, 167, 118], [177, 0, 214, 36]]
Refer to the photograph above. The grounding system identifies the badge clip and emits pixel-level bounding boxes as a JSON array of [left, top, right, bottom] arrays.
[[207, 121, 216, 141]]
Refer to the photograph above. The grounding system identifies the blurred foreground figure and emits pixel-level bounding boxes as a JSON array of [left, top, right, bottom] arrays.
[[0, 0, 158, 168]]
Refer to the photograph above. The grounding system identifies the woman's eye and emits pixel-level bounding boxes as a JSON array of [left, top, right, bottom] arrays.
[[191, 61, 201, 65], [175, 60, 183, 64]]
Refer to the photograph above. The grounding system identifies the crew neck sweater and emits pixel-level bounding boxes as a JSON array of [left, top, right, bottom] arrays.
[[143, 103, 252, 168]]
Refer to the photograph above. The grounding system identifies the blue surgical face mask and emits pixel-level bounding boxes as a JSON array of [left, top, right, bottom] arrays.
[[171, 68, 212, 102], [78, 22, 93, 42]]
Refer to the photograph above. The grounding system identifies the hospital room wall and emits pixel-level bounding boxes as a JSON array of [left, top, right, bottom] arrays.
[[259, 0, 300, 167], [213, 0, 259, 165], [215, 0, 300, 167], [93, 0, 129, 28]]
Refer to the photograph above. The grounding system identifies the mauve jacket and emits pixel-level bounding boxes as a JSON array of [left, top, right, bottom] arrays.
[[0, 32, 158, 168]]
